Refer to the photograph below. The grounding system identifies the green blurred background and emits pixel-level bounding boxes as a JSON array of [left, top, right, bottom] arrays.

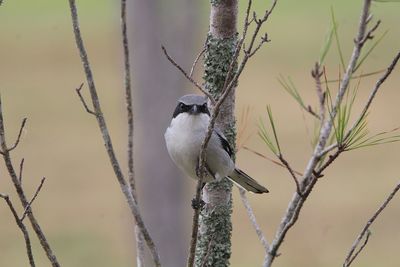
[[0, 0, 399, 266]]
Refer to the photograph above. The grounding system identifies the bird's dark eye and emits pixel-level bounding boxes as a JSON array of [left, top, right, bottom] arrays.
[[199, 103, 210, 115], [181, 103, 190, 112], [173, 102, 189, 118], [178, 103, 190, 111]]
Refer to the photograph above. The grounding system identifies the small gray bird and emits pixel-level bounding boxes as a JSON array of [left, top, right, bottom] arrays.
[[164, 94, 268, 194]]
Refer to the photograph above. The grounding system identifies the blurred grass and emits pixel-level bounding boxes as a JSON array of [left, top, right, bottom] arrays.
[[0, 0, 399, 266]]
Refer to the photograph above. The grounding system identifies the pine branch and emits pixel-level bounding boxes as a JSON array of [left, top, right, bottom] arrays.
[[264, 1, 381, 265]]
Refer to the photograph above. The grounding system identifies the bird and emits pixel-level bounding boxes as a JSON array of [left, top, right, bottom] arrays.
[[164, 94, 268, 194]]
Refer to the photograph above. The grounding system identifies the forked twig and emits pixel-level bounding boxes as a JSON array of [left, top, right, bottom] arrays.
[[20, 177, 46, 222], [358, 19, 381, 45], [7, 118, 27, 152], [222, 0, 277, 101], [0, 194, 36, 267], [344, 230, 371, 267], [278, 154, 302, 196], [75, 83, 96, 116], [343, 182, 400, 267], [0, 96, 60, 267]]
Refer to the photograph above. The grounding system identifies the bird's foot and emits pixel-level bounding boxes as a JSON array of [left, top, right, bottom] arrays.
[[191, 198, 205, 210]]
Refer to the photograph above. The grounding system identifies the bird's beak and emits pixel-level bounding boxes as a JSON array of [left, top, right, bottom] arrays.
[[189, 105, 198, 115]]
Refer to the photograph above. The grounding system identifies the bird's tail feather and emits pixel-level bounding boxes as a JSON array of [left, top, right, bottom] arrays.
[[228, 169, 269, 194]]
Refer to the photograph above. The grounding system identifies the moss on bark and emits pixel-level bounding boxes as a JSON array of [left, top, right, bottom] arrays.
[[195, 2, 238, 264]]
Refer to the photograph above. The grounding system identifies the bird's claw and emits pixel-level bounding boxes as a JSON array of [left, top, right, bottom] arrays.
[[191, 198, 205, 210]]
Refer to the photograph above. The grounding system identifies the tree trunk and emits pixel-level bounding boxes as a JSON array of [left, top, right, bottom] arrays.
[[130, 1, 200, 266], [195, 1, 238, 266]]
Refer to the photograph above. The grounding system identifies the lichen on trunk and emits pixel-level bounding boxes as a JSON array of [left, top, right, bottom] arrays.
[[194, 1, 238, 266]]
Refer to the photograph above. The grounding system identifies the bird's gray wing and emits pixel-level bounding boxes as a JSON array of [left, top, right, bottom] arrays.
[[214, 128, 234, 158]]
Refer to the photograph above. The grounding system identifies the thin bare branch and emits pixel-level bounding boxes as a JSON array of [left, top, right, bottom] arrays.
[[75, 83, 97, 116], [345, 230, 371, 267], [244, 0, 277, 57], [345, 50, 400, 140], [121, 0, 136, 198], [187, 179, 203, 267], [7, 118, 27, 152], [248, 33, 270, 58], [221, 0, 277, 105], [0, 96, 61, 267], [135, 226, 146, 267], [239, 0, 254, 56], [306, 105, 320, 120], [18, 158, 25, 183], [326, 0, 372, 121], [198, 72, 242, 179], [278, 154, 302, 196], [239, 0, 257, 58], [120, 0, 145, 265], [0, 117, 26, 154], [162, 45, 215, 104], [357, 19, 381, 45], [218, 0, 277, 104], [343, 182, 400, 267], [67, 1, 161, 265], [318, 143, 337, 158], [190, 47, 206, 79], [239, 188, 270, 252], [312, 63, 325, 121], [315, 147, 343, 175], [0, 194, 36, 267], [220, 36, 244, 99], [20, 177, 46, 222]]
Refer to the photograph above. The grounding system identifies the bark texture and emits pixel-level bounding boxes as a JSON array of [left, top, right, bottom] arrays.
[[195, 1, 238, 266]]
